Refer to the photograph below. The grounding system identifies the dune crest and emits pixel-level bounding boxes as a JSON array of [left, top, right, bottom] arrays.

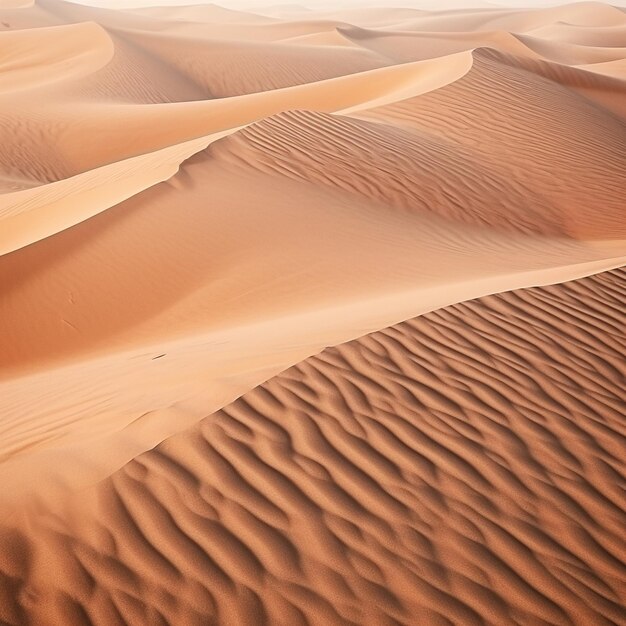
[[0, 49, 474, 182], [0, 129, 237, 256], [0, 22, 113, 94]]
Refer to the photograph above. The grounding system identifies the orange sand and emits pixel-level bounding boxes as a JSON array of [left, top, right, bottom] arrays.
[[0, 1, 625, 624]]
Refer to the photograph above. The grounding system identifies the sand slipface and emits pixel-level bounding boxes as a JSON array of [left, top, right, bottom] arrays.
[[0, 1, 625, 625]]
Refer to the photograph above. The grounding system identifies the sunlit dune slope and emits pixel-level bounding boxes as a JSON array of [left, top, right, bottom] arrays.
[[0, 268, 623, 626], [0, 131, 232, 255], [579, 57, 626, 79], [0, 22, 113, 94], [0, 121, 623, 509], [337, 26, 536, 62], [514, 33, 626, 65], [528, 22, 626, 47], [2, 94, 624, 376], [0, 49, 472, 181]]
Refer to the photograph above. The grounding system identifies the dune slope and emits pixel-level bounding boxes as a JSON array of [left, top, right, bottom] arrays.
[[0, 22, 113, 94], [0, 268, 623, 626], [0, 3, 625, 625], [2, 131, 623, 510], [212, 105, 624, 238], [0, 49, 473, 181], [358, 49, 626, 239]]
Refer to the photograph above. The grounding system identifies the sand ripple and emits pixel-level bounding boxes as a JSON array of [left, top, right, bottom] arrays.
[[1, 269, 623, 625]]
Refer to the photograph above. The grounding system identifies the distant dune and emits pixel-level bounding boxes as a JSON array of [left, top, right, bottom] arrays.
[[0, 1, 624, 624]]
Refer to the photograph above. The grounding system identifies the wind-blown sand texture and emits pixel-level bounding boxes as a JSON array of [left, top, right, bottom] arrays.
[[1, 269, 624, 626], [0, 1, 625, 624]]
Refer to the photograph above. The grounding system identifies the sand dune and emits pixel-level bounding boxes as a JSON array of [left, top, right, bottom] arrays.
[[0, 120, 623, 509], [38, 0, 356, 42], [0, 50, 473, 178], [117, 29, 387, 96], [0, 22, 113, 94], [278, 28, 362, 47], [480, 48, 626, 117], [1, 269, 623, 625], [515, 33, 626, 65], [529, 21, 626, 47], [579, 57, 626, 79], [338, 26, 537, 62], [358, 50, 626, 238], [0, 130, 235, 255], [212, 107, 622, 237], [0, 2, 625, 624], [0, 0, 66, 30]]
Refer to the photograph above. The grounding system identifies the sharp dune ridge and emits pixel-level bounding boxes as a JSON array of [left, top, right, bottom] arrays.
[[0, 0, 625, 624], [0, 46, 474, 182]]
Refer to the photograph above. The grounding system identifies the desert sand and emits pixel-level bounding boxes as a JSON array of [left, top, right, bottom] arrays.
[[0, 1, 624, 624]]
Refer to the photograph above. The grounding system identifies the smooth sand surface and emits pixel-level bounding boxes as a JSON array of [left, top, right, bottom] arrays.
[[0, 1, 624, 624]]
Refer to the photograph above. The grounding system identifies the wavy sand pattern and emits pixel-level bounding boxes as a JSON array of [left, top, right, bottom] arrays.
[[0, 0, 625, 624], [1, 269, 624, 625]]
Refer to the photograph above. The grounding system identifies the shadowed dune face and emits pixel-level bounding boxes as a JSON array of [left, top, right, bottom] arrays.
[[210, 104, 624, 238], [0, 269, 624, 626], [0, 1, 625, 625], [358, 50, 626, 239]]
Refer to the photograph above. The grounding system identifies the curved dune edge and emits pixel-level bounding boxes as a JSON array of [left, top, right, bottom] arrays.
[[514, 33, 626, 66], [115, 26, 388, 98], [354, 49, 626, 239], [336, 26, 540, 62], [0, 129, 237, 257], [0, 22, 114, 94], [69, 47, 472, 171], [19, 26, 626, 252], [338, 49, 473, 114], [211, 108, 623, 239], [0, 249, 624, 515], [3, 49, 474, 177], [476, 47, 626, 118], [278, 29, 362, 48], [527, 21, 626, 47], [0, 268, 623, 625], [578, 58, 626, 80], [0, 51, 474, 254]]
